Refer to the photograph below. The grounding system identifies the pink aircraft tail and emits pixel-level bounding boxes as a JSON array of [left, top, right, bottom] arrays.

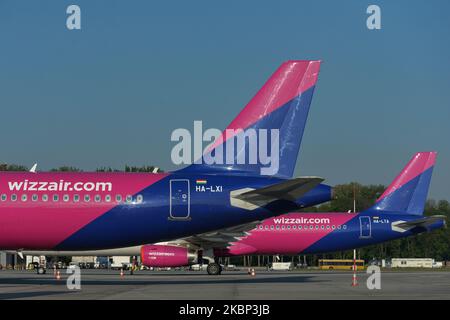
[[370, 152, 437, 216], [181, 60, 321, 177]]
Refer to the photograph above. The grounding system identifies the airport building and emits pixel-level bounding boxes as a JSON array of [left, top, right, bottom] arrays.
[[0, 251, 17, 268], [391, 258, 436, 268]]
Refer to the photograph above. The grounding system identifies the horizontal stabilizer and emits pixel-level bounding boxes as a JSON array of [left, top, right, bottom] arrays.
[[231, 177, 324, 210], [392, 215, 446, 232]]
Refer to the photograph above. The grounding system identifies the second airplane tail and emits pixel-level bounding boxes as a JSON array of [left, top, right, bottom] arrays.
[[369, 152, 437, 216]]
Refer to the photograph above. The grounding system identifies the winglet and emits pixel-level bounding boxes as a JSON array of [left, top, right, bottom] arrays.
[[29, 163, 37, 173]]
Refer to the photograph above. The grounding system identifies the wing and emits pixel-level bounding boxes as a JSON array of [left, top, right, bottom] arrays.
[[181, 221, 260, 250]]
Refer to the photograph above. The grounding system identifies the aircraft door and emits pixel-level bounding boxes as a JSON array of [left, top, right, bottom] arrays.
[[359, 216, 371, 238], [169, 179, 190, 220]]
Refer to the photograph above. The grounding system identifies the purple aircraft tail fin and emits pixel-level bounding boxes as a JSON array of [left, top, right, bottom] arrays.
[[370, 152, 437, 216], [179, 60, 321, 177]]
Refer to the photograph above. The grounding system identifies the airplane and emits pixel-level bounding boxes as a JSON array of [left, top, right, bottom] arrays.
[[213, 152, 445, 261], [0, 60, 334, 274], [23, 152, 446, 275]]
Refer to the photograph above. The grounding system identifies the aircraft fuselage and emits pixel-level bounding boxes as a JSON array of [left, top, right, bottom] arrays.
[[0, 172, 331, 250]]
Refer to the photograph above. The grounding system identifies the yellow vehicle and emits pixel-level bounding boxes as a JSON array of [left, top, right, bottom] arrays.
[[319, 259, 365, 270]]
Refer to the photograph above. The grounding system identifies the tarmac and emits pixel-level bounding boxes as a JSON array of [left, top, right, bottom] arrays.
[[0, 269, 449, 300]]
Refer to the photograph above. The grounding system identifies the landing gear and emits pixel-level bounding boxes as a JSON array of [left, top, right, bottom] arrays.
[[36, 267, 46, 275], [207, 262, 222, 275]]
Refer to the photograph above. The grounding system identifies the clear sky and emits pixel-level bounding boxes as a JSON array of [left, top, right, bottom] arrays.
[[0, 0, 449, 200]]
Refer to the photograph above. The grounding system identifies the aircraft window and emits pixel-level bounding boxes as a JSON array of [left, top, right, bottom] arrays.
[[1, 194, 7, 201], [11, 194, 17, 201], [287, 225, 291, 230], [332, 225, 336, 230], [298, 225, 302, 230], [73, 194, 80, 202], [315, 225, 319, 230], [276, 225, 280, 230], [293, 225, 296, 229], [136, 194, 143, 204], [84, 195, 90, 202], [53, 195, 59, 202], [105, 195, 111, 202], [116, 195, 122, 203], [270, 225, 274, 230], [63, 195, 69, 202], [32, 194, 38, 201], [21, 194, 27, 202], [337, 225, 341, 230], [281, 225, 285, 230], [126, 195, 132, 203], [309, 225, 313, 230], [264, 225, 269, 230], [326, 225, 330, 230], [321, 225, 325, 230], [42, 194, 48, 202], [95, 195, 101, 202], [343, 225, 347, 230]]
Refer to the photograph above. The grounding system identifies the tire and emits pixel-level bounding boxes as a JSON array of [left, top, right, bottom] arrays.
[[206, 263, 222, 275], [37, 267, 46, 275]]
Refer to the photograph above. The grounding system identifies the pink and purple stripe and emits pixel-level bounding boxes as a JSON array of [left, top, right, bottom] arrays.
[[207, 60, 321, 152], [377, 152, 436, 201]]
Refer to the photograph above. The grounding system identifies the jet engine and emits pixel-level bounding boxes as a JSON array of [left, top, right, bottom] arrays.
[[140, 244, 196, 267]]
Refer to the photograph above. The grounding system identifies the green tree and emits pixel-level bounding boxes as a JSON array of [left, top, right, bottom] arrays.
[[50, 166, 82, 172], [0, 164, 29, 171], [124, 165, 162, 173]]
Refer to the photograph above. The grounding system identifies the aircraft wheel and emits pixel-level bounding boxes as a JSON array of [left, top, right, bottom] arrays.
[[37, 267, 46, 275], [207, 263, 222, 275]]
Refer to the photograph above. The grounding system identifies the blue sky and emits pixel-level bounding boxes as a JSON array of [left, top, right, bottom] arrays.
[[0, 0, 449, 201]]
